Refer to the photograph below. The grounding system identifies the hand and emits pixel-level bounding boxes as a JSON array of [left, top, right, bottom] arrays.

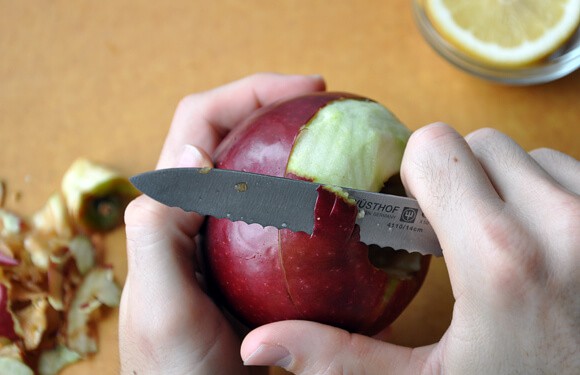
[[119, 73, 326, 374], [241, 123, 580, 374]]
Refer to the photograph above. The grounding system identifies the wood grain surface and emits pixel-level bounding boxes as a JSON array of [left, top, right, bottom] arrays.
[[1, 1, 578, 374]]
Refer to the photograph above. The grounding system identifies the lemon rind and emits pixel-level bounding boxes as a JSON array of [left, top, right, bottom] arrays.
[[426, 0, 580, 67]]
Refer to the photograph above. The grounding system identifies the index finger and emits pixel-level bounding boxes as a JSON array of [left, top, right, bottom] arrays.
[[157, 73, 326, 169], [400, 123, 503, 289]]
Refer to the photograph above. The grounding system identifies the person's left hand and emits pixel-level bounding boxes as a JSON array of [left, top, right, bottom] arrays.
[[119, 73, 326, 374]]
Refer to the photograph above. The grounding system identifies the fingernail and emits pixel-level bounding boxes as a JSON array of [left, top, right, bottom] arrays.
[[243, 344, 292, 368], [177, 144, 206, 168]]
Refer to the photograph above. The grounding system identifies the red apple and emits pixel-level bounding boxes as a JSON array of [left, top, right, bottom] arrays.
[[205, 92, 430, 335]]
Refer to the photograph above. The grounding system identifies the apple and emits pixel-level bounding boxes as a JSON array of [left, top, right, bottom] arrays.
[[204, 92, 430, 335]]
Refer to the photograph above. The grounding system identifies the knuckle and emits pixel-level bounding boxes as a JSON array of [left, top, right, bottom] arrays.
[[475, 189, 578, 306], [124, 195, 166, 229], [292, 331, 361, 375], [529, 147, 573, 168], [243, 71, 278, 83], [175, 93, 201, 115], [478, 211, 546, 300], [466, 127, 502, 144], [552, 193, 580, 237], [175, 91, 224, 126], [123, 196, 178, 259], [410, 122, 458, 149], [529, 147, 556, 159], [467, 128, 520, 165], [545, 193, 580, 274], [402, 123, 466, 205], [529, 147, 563, 171]]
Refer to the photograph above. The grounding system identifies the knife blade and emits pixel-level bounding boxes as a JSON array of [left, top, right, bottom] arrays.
[[130, 168, 442, 257]]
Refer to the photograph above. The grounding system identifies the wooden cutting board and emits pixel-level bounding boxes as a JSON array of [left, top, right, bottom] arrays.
[[1, 1, 578, 374]]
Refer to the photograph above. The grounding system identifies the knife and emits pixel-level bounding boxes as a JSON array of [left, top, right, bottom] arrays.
[[130, 168, 442, 257]]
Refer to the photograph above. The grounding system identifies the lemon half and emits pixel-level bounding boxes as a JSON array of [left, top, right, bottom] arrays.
[[426, 0, 580, 67]]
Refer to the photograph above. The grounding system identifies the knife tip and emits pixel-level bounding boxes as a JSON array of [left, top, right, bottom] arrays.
[[129, 173, 145, 192]]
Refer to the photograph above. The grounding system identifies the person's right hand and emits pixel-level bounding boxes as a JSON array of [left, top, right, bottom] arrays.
[[241, 123, 580, 374]]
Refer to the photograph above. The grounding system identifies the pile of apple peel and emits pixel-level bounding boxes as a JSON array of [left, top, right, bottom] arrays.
[[0, 159, 138, 374]]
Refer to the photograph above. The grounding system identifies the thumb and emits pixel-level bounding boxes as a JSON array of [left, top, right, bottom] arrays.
[[241, 321, 437, 374]]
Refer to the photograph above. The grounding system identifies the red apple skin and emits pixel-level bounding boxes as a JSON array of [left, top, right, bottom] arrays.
[[205, 92, 430, 335], [0, 253, 19, 267], [0, 283, 18, 340]]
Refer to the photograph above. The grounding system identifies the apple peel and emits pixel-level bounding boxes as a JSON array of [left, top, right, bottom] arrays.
[[0, 159, 130, 373], [62, 158, 139, 233], [66, 267, 121, 356], [0, 356, 34, 375], [38, 344, 81, 375], [0, 284, 18, 341]]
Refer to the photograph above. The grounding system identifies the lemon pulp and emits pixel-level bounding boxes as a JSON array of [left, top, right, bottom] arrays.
[[426, 0, 580, 66]]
